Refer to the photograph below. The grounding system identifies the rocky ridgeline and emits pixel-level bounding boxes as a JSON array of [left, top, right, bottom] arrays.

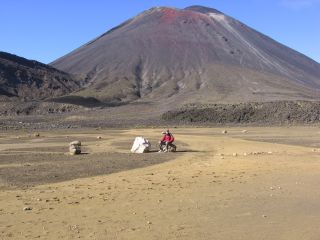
[[0, 101, 82, 116], [162, 101, 320, 124]]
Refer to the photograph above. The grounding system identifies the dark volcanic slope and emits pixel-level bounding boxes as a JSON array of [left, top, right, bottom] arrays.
[[52, 5, 320, 104], [0, 52, 80, 101]]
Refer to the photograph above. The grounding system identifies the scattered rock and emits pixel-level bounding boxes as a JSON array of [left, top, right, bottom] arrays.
[[23, 207, 32, 211], [69, 141, 81, 155], [222, 130, 227, 134], [232, 153, 238, 157], [97, 136, 102, 139], [34, 133, 40, 137], [242, 130, 248, 133], [262, 215, 267, 218]]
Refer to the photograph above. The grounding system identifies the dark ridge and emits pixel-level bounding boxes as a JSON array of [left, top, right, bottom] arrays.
[[162, 101, 320, 124], [0, 51, 67, 74], [0, 51, 81, 100], [48, 96, 126, 108]]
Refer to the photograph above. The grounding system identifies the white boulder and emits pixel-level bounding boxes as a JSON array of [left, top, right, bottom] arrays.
[[69, 141, 81, 155], [131, 137, 151, 153]]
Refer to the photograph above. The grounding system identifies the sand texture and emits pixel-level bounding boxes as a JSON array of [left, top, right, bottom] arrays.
[[1, 127, 320, 239]]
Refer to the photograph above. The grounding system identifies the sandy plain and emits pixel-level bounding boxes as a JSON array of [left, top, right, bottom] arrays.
[[1, 127, 320, 239]]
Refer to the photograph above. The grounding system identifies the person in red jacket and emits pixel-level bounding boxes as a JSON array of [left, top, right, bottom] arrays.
[[159, 129, 175, 152]]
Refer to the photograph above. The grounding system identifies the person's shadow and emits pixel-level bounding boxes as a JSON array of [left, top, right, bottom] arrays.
[[148, 149, 201, 153]]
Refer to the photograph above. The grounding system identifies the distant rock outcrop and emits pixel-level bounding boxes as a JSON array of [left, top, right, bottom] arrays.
[[162, 101, 320, 124]]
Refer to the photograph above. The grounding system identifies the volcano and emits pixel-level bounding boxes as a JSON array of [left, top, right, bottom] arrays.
[[51, 5, 320, 105]]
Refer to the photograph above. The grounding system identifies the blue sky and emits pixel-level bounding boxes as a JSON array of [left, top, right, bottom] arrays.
[[1, 0, 319, 63]]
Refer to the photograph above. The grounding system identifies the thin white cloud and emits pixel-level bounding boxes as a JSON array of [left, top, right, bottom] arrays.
[[280, 0, 320, 9]]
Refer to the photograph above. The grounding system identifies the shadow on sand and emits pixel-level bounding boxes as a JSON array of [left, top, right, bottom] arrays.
[[148, 149, 201, 153]]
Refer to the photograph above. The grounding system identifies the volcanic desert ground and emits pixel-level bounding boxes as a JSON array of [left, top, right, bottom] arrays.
[[1, 127, 320, 239]]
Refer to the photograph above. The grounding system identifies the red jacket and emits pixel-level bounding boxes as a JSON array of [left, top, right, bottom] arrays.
[[161, 133, 174, 143]]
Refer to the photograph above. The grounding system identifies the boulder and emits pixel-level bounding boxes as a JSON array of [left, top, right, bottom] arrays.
[[69, 141, 81, 155], [131, 137, 151, 153]]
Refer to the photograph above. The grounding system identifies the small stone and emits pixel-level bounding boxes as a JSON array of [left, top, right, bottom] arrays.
[[243, 152, 247, 156], [23, 207, 32, 211], [268, 151, 273, 154], [232, 153, 238, 157], [278, 186, 281, 189], [262, 215, 267, 218], [242, 130, 248, 133], [222, 130, 227, 134], [147, 221, 152, 225], [270, 187, 274, 190], [97, 136, 102, 139], [34, 133, 40, 137]]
